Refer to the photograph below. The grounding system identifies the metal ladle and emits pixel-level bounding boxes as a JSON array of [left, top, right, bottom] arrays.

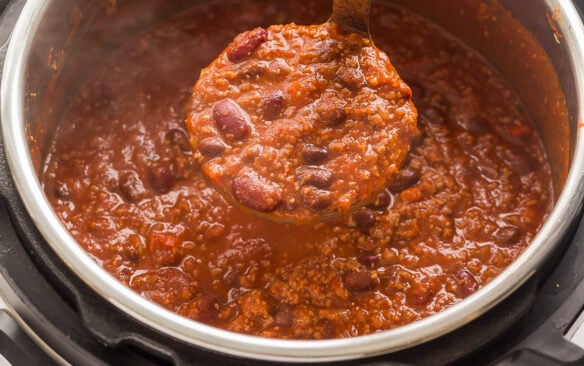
[[330, 0, 371, 35]]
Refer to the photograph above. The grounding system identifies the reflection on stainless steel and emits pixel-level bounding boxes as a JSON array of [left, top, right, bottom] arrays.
[[1, 0, 584, 362], [567, 295, 584, 348], [0, 273, 69, 365], [569, 314, 584, 348]]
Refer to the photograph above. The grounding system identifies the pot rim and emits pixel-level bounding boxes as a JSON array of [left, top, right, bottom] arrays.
[[2, 0, 584, 362]]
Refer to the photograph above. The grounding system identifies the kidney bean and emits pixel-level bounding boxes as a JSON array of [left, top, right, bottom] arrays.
[[223, 269, 241, 287], [297, 167, 333, 189], [149, 163, 174, 193], [165, 128, 190, 152], [226, 27, 268, 63], [357, 253, 381, 268], [300, 186, 332, 211], [336, 66, 366, 90], [302, 144, 328, 164], [199, 137, 226, 157], [389, 167, 421, 193], [454, 269, 479, 297], [261, 90, 286, 120], [493, 226, 521, 246], [213, 99, 250, 140], [343, 270, 376, 292], [119, 170, 146, 202], [273, 307, 295, 327], [232, 170, 282, 212], [366, 190, 392, 211], [353, 208, 377, 231]]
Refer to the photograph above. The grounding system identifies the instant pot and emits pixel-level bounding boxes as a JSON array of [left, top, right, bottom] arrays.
[[1, 0, 584, 365]]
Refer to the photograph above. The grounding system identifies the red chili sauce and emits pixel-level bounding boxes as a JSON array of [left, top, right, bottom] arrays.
[[41, 1, 553, 339]]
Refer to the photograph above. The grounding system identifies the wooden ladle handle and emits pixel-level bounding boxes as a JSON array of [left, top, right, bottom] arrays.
[[330, 0, 371, 35]]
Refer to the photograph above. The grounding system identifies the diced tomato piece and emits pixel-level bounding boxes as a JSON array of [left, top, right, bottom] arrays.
[[508, 124, 531, 138]]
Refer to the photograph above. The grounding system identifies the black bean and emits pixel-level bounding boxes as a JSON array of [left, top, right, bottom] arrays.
[[213, 99, 249, 140], [366, 190, 392, 211], [261, 90, 286, 120], [357, 253, 380, 269], [149, 163, 174, 193], [232, 170, 282, 212], [353, 208, 376, 231], [165, 128, 190, 152], [343, 271, 376, 292], [227, 27, 268, 63], [297, 167, 333, 189], [302, 144, 328, 164], [300, 186, 332, 211], [223, 269, 240, 287], [389, 168, 421, 193], [199, 137, 226, 157], [494, 226, 521, 246]]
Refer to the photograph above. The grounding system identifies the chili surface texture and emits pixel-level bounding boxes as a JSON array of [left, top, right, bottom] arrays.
[[42, 0, 553, 339]]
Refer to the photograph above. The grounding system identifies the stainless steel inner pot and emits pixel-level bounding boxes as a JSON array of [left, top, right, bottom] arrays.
[[2, 0, 584, 362]]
